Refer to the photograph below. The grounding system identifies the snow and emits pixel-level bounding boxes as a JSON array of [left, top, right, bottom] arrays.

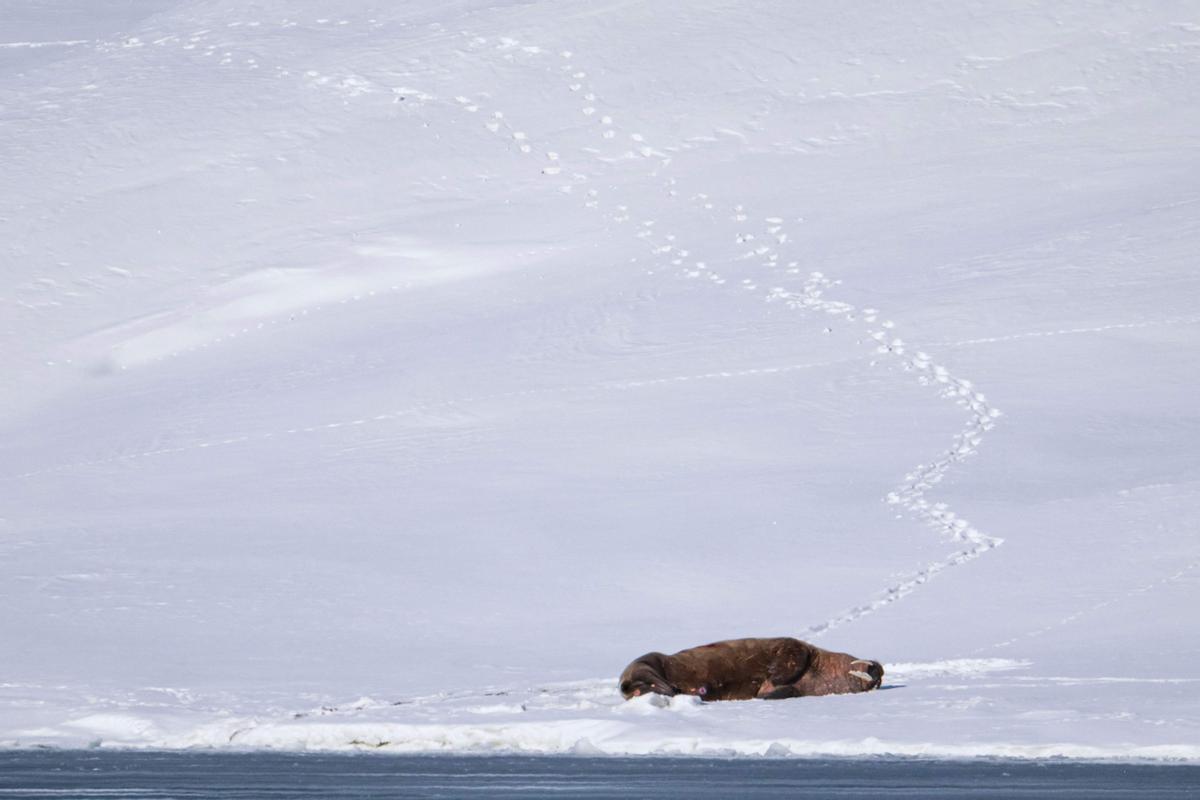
[[2, 0, 1198, 759], [7, 664, 1198, 760]]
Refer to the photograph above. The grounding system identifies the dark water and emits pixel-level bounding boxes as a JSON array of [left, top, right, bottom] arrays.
[[0, 751, 1197, 799]]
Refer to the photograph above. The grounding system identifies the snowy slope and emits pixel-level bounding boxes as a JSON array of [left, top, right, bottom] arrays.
[[2, 0, 1198, 758]]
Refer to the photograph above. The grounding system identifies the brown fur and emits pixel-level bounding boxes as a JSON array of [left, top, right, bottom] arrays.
[[618, 637, 883, 701]]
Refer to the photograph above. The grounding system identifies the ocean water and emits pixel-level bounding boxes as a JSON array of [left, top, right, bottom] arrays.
[[0, 751, 1197, 799]]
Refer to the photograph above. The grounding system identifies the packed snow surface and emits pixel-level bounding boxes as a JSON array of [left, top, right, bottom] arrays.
[[2, 0, 1198, 759]]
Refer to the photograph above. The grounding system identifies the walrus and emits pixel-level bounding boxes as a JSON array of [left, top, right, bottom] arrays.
[[618, 637, 884, 701]]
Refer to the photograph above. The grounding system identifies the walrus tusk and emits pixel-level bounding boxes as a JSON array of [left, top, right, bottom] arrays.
[[849, 670, 874, 682], [851, 660, 873, 667]]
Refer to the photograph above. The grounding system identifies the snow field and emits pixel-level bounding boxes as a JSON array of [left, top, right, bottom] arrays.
[[2, 0, 1198, 758]]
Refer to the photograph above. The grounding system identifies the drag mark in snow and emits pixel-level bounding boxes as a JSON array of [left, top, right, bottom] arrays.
[[447, 33, 1006, 637], [975, 559, 1200, 655], [1013, 675, 1200, 685], [1, 360, 846, 482], [602, 358, 856, 390], [932, 314, 1200, 348]]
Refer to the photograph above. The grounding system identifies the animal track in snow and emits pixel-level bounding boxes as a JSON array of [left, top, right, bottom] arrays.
[[755, 271, 1004, 637], [450, 35, 721, 283], [447, 32, 1007, 637], [92, 25, 1014, 635], [92, 18, 437, 105], [20, 23, 1007, 637]]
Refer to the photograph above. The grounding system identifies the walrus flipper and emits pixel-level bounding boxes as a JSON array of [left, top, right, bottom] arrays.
[[759, 683, 802, 700], [621, 674, 678, 698]]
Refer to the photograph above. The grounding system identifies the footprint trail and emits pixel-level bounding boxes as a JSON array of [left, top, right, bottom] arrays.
[[446, 31, 1007, 637]]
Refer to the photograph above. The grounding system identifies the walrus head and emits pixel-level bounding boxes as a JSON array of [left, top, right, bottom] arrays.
[[618, 652, 679, 699], [848, 658, 885, 691], [798, 650, 885, 695]]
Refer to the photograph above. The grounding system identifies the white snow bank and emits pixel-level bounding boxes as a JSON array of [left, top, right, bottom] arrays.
[[0, 40, 91, 48], [170, 720, 1200, 762], [7, 671, 1198, 762]]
